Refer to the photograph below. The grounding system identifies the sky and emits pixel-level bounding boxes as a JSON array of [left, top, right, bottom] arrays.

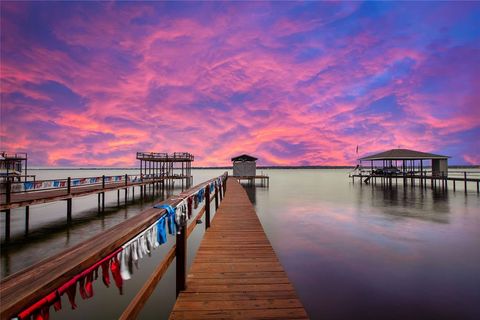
[[1, 1, 479, 167]]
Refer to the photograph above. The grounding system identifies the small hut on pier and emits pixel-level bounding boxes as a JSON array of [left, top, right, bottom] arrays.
[[232, 154, 258, 177], [359, 148, 450, 177]]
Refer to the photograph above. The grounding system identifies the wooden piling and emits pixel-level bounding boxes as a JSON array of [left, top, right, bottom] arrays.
[[4, 209, 10, 242], [176, 224, 187, 296], [67, 198, 72, 223], [25, 206, 30, 234]]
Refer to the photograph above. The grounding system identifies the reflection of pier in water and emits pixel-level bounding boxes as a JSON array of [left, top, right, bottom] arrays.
[[353, 182, 452, 224]]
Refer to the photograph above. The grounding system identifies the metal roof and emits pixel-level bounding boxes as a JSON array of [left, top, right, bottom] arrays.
[[359, 149, 449, 161], [231, 154, 258, 162]]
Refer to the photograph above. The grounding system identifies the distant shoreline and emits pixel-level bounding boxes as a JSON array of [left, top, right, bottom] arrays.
[[28, 165, 480, 170]]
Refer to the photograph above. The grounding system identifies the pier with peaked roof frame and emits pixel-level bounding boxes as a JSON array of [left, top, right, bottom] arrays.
[[350, 148, 479, 193]]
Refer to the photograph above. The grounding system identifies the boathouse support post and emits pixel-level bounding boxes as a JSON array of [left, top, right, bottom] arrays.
[[464, 172, 467, 193], [67, 177, 71, 194], [125, 174, 128, 187], [25, 206, 29, 234], [205, 185, 210, 230], [102, 175, 105, 189], [176, 222, 187, 296], [117, 189, 120, 206]]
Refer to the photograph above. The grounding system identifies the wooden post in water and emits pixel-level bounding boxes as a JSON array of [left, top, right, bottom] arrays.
[[25, 206, 29, 234], [67, 198, 72, 222], [205, 185, 210, 230], [67, 177, 71, 194], [4, 180, 11, 240], [117, 189, 120, 206], [453, 179, 456, 192], [176, 222, 187, 296], [102, 175, 105, 189], [5, 209, 10, 242], [464, 172, 467, 193]]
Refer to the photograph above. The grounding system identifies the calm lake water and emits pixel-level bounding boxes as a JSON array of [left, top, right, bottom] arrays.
[[1, 168, 479, 319]]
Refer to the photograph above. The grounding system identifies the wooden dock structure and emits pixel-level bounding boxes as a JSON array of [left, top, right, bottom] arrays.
[[0, 174, 308, 320], [1, 152, 194, 242], [350, 171, 480, 193], [169, 178, 307, 319], [234, 175, 270, 187]]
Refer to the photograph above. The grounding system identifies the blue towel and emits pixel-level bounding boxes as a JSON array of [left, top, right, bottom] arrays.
[[24, 182, 34, 190], [157, 217, 167, 244], [154, 204, 176, 235]]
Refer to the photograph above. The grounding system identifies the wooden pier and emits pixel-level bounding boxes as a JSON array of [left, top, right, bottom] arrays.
[[1, 152, 195, 242], [0, 175, 308, 320], [350, 171, 480, 193], [234, 175, 270, 187], [169, 178, 307, 319]]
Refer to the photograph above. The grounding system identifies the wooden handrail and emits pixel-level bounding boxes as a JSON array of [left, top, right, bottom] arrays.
[[0, 173, 227, 320]]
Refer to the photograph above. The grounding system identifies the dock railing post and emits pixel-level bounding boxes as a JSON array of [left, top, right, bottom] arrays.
[[214, 182, 219, 211], [67, 177, 71, 194], [176, 218, 187, 296], [205, 185, 210, 229]]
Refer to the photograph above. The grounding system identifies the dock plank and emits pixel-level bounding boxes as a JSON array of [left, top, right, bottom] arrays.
[[169, 178, 308, 319]]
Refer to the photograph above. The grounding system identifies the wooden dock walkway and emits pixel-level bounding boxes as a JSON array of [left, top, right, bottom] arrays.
[[169, 178, 308, 319]]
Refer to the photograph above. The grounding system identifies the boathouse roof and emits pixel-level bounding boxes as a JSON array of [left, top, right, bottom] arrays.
[[359, 149, 449, 161], [231, 154, 258, 162]]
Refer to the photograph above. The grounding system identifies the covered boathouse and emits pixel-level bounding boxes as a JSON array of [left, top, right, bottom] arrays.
[[232, 154, 258, 177], [359, 148, 450, 177]]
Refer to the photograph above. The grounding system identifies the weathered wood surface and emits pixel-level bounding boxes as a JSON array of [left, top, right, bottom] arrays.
[[0, 176, 190, 210], [169, 178, 308, 320]]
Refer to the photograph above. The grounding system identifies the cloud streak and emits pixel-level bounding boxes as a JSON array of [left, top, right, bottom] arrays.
[[1, 2, 479, 166]]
